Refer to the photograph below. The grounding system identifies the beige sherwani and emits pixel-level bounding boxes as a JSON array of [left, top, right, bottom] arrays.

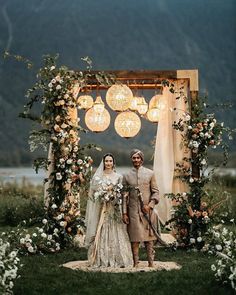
[[122, 166, 159, 242]]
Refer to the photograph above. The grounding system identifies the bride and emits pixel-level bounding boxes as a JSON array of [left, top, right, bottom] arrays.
[[85, 153, 133, 267]]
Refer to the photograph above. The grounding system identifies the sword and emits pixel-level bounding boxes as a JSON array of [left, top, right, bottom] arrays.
[[134, 186, 168, 247]]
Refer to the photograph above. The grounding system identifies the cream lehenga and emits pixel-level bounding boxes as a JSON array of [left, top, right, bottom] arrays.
[[85, 161, 133, 268]]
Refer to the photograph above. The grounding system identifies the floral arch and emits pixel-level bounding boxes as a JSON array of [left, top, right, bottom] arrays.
[[22, 56, 227, 248]]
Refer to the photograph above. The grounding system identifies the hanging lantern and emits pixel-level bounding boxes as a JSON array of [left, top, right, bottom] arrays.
[[106, 84, 133, 111], [137, 96, 148, 115], [77, 95, 94, 109], [114, 111, 141, 138], [85, 107, 110, 132], [149, 94, 166, 110], [129, 96, 142, 111], [146, 108, 160, 123], [93, 95, 105, 113]]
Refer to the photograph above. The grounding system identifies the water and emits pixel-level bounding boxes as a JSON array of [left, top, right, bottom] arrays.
[[0, 166, 235, 186], [0, 167, 130, 185]]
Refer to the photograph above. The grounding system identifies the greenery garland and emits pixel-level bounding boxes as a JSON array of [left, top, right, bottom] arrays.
[[167, 96, 235, 248], [18, 54, 114, 247]]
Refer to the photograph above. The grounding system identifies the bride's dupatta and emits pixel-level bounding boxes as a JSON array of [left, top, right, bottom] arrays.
[[84, 161, 104, 248]]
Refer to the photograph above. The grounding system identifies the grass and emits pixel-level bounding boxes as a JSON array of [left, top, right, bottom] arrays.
[[13, 247, 233, 295]]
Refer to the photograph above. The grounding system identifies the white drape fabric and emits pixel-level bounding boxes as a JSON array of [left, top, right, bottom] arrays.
[[154, 80, 189, 225]]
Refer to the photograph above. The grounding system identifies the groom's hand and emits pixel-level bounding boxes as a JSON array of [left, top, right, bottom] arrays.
[[122, 214, 129, 224], [142, 204, 151, 214]]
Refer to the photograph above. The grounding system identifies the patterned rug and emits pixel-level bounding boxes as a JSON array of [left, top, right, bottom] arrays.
[[62, 260, 181, 273]]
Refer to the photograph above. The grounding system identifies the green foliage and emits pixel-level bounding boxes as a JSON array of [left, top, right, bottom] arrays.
[[0, 182, 44, 226], [169, 97, 235, 247]]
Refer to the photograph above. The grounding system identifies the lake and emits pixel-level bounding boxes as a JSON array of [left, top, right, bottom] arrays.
[[0, 166, 235, 186]]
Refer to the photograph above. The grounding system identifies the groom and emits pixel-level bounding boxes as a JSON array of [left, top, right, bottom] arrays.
[[122, 149, 160, 267]]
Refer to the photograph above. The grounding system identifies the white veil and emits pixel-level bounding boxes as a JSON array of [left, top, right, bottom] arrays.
[[84, 160, 104, 247]]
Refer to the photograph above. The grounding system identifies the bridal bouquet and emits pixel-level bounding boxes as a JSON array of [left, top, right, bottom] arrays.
[[93, 177, 123, 204]]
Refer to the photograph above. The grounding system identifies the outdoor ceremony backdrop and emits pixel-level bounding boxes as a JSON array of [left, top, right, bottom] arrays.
[[0, 0, 235, 166]]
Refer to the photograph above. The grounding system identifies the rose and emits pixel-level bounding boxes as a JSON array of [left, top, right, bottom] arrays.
[[56, 173, 62, 180], [42, 219, 47, 224], [56, 85, 62, 90], [197, 237, 202, 242]]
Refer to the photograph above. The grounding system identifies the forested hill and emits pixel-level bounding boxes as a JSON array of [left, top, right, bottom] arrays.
[[0, 0, 235, 166]]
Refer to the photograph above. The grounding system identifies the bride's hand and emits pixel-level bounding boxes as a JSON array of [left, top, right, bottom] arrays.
[[122, 214, 129, 224]]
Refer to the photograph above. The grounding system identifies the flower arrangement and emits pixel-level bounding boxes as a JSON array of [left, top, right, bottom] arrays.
[[203, 223, 236, 291], [93, 176, 123, 205], [0, 238, 21, 295], [13, 54, 114, 247]]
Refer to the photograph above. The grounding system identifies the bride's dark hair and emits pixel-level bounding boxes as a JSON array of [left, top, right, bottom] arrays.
[[103, 153, 116, 170]]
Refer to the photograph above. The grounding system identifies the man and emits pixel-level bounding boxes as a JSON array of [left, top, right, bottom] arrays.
[[122, 149, 159, 267]]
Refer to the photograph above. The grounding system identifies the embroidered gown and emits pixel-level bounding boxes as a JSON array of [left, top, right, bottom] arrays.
[[86, 172, 133, 268]]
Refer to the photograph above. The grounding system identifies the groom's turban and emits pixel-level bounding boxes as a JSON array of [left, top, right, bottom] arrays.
[[130, 149, 144, 161]]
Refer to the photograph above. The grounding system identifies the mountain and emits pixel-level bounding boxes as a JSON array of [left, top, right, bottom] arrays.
[[0, 0, 235, 166]]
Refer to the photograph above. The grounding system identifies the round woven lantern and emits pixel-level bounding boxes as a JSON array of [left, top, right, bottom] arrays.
[[93, 95, 105, 113], [114, 111, 141, 138], [129, 96, 142, 111], [85, 107, 110, 132], [149, 94, 166, 110], [137, 96, 148, 115], [146, 108, 160, 123], [77, 95, 94, 109], [106, 84, 133, 111]]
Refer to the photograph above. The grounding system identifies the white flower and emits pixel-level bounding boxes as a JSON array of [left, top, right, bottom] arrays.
[[214, 232, 220, 238], [54, 228, 59, 233], [47, 235, 52, 241], [200, 132, 204, 137], [211, 264, 216, 271], [56, 172, 62, 180], [190, 238, 196, 244], [41, 233, 47, 238], [38, 228, 44, 233], [188, 126, 192, 130], [28, 246, 34, 253], [32, 233, 37, 237], [50, 66, 55, 70], [197, 237, 202, 242], [66, 159, 73, 164], [185, 115, 191, 121], [59, 158, 65, 164], [215, 244, 222, 251], [60, 221, 65, 227], [56, 85, 62, 90], [9, 251, 17, 258], [48, 83, 53, 88], [192, 141, 199, 148], [73, 146, 79, 152], [210, 122, 215, 128], [188, 219, 193, 224], [189, 177, 194, 183], [42, 219, 48, 224], [201, 159, 207, 165], [51, 78, 56, 84], [51, 204, 57, 209], [20, 238, 25, 244]]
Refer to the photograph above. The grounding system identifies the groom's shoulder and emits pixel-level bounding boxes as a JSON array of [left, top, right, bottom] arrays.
[[142, 166, 154, 175]]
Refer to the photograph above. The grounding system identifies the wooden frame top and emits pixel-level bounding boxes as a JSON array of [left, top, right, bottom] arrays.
[[83, 69, 199, 91]]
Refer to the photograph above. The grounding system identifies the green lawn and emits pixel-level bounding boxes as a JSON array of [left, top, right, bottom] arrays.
[[13, 247, 233, 295]]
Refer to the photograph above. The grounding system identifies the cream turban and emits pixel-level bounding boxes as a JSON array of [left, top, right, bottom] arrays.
[[130, 149, 144, 161]]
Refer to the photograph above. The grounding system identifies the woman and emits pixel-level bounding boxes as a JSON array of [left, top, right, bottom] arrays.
[[85, 153, 133, 268]]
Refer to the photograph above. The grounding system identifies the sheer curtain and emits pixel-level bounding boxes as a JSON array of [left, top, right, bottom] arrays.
[[153, 80, 189, 225]]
